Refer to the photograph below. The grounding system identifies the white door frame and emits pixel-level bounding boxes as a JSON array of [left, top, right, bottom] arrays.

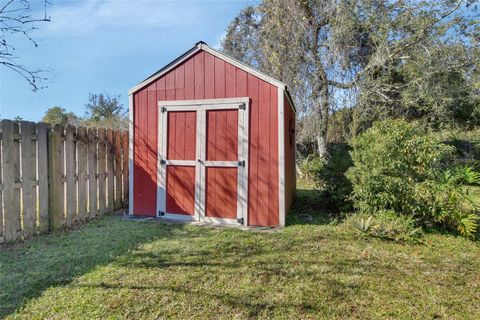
[[157, 97, 250, 226]]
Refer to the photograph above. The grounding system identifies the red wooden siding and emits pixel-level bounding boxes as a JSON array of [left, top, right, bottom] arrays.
[[133, 83, 157, 216], [284, 95, 296, 212], [133, 50, 280, 226]]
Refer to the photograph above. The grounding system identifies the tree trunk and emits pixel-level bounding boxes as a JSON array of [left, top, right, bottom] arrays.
[[316, 77, 330, 158], [316, 134, 327, 158]]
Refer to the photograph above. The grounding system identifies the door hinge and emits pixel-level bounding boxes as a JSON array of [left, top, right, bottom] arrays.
[[238, 103, 246, 110], [161, 106, 167, 113], [238, 160, 245, 167], [160, 159, 166, 165], [158, 210, 165, 216], [237, 218, 244, 225]]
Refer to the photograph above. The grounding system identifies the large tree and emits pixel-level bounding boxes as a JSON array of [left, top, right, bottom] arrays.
[[84, 93, 127, 129], [0, 0, 50, 91], [42, 106, 78, 126], [85, 93, 125, 120], [222, 0, 479, 156]]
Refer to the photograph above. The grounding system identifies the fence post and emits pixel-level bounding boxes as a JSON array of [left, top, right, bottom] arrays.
[[97, 128, 106, 215], [20, 121, 37, 238], [77, 126, 88, 221], [49, 124, 65, 229], [37, 122, 50, 233], [2, 120, 22, 242]]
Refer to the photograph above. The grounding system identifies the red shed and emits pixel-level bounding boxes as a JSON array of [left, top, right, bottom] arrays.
[[128, 41, 296, 227]]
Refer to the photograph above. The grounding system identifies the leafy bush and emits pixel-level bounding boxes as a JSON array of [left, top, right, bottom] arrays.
[[347, 119, 454, 214], [345, 211, 423, 243], [453, 166, 480, 186], [418, 171, 479, 237], [300, 143, 353, 211], [347, 119, 479, 238], [301, 154, 324, 181]]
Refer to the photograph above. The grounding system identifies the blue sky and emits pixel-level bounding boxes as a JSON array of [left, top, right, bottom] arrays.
[[0, 0, 254, 121]]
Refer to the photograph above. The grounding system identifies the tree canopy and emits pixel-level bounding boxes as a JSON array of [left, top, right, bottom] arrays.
[[41, 93, 127, 129], [83, 93, 127, 129], [42, 106, 78, 126]]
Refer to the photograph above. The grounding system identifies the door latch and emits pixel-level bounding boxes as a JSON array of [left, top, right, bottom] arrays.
[[238, 160, 245, 167], [160, 159, 166, 165], [198, 159, 204, 164], [237, 218, 244, 224]]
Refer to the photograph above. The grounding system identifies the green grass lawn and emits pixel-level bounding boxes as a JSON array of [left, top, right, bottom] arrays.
[[1, 182, 480, 319]]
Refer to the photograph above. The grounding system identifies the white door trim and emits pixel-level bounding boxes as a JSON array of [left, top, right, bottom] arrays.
[[202, 161, 238, 167], [157, 98, 250, 225]]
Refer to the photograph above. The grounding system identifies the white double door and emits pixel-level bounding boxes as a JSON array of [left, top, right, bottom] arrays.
[[157, 98, 249, 225]]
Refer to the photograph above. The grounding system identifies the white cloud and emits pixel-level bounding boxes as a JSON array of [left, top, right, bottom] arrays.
[[40, 1, 201, 36]]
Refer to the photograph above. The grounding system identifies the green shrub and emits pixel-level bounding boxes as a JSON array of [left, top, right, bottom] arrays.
[[345, 211, 423, 243], [300, 143, 353, 211], [347, 119, 454, 214], [347, 119, 479, 238]]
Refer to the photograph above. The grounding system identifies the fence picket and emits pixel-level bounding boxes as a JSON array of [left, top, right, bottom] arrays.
[[106, 129, 115, 212], [20, 121, 37, 238], [114, 130, 123, 209], [49, 124, 65, 230], [65, 125, 77, 226], [77, 127, 88, 221], [87, 128, 98, 218], [97, 128, 107, 215], [37, 122, 49, 233], [122, 131, 129, 205], [3, 120, 22, 242]]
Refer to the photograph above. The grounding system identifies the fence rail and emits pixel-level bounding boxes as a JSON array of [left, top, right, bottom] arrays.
[[0, 120, 129, 243]]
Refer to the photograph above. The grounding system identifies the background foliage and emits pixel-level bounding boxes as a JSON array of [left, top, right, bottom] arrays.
[[222, 0, 480, 155]]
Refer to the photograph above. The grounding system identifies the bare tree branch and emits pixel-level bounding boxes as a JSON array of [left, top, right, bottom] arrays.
[[0, 0, 50, 91]]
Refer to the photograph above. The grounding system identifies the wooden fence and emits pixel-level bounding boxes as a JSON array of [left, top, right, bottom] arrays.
[[0, 120, 129, 243]]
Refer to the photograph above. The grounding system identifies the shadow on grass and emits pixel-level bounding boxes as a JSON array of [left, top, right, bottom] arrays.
[[0, 215, 184, 318], [71, 243, 376, 318], [70, 245, 379, 318], [286, 188, 339, 226]]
